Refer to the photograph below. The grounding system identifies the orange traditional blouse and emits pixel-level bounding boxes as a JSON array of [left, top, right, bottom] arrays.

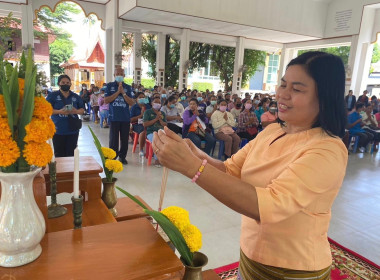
[[224, 123, 348, 270]]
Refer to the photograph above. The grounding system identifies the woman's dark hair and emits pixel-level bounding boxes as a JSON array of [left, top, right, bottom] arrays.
[[189, 98, 199, 105], [218, 99, 226, 105], [58, 74, 71, 84], [136, 92, 145, 98], [284, 51, 346, 138], [269, 101, 277, 107], [355, 102, 364, 110], [371, 96, 377, 101], [164, 95, 176, 105]]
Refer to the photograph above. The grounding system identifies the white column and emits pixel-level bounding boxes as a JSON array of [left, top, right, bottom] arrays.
[[232, 37, 245, 94], [21, 3, 34, 52], [179, 29, 190, 90], [105, 28, 113, 83], [353, 42, 374, 95], [277, 48, 297, 86], [156, 33, 166, 87], [112, 19, 122, 70], [133, 32, 142, 85]]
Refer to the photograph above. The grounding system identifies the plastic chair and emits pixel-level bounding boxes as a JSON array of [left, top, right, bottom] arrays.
[[145, 139, 153, 166], [240, 138, 248, 149], [348, 134, 360, 153], [132, 132, 139, 153]]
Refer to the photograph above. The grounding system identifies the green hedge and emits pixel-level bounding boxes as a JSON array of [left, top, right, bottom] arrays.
[[123, 78, 156, 89], [192, 82, 213, 92]]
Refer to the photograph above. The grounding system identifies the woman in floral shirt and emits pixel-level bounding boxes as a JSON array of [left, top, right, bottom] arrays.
[[237, 99, 259, 140]]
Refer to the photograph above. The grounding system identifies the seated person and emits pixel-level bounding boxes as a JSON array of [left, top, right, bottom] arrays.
[[179, 93, 189, 109], [196, 93, 207, 111], [98, 87, 109, 128], [347, 103, 374, 151], [171, 93, 185, 117], [143, 97, 167, 166], [161, 95, 183, 135], [228, 93, 238, 111], [183, 98, 215, 156], [230, 97, 243, 122], [211, 99, 241, 158], [206, 95, 218, 119], [361, 104, 380, 143], [236, 99, 259, 141], [261, 101, 278, 128], [130, 92, 151, 157]]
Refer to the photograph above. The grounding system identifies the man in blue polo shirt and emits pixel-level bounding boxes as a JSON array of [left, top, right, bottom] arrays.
[[105, 66, 135, 164]]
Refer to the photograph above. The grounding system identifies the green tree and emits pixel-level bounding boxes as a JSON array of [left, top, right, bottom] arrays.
[[372, 43, 380, 63], [298, 46, 350, 65], [0, 13, 21, 56], [140, 34, 157, 78], [49, 34, 75, 77]]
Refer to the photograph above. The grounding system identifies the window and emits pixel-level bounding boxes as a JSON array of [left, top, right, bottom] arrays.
[[266, 54, 279, 84]]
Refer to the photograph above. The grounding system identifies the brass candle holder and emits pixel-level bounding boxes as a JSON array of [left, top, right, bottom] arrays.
[[47, 161, 68, 219], [71, 195, 84, 229]]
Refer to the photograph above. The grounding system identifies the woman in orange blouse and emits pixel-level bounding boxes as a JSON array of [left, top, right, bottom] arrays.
[[152, 52, 348, 279]]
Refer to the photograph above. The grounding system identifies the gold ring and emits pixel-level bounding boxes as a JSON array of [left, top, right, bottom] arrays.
[[155, 149, 159, 154]]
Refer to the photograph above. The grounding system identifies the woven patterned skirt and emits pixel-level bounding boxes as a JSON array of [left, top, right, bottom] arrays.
[[238, 249, 331, 280]]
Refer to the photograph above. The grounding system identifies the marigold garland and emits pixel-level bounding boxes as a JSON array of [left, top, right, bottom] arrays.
[[181, 224, 202, 252], [33, 97, 53, 119], [0, 95, 7, 118], [23, 142, 53, 167], [0, 139, 20, 167], [0, 118, 12, 140], [161, 206, 191, 232], [101, 147, 116, 160], [105, 159, 123, 173], [24, 118, 55, 143]]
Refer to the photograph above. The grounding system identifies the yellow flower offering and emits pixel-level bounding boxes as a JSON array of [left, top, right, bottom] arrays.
[[105, 159, 123, 173], [101, 147, 116, 159], [0, 95, 7, 118], [24, 118, 56, 143], [0, 140, 20, 167], [33, 97, 53, 119], [0, 118, 12, 141], [23, 142, 53, 167], [161, 206, 191, 232], [181, 224, 202, 252]]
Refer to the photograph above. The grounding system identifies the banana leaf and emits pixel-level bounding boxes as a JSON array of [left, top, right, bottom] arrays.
[[0, 62, 14, 135], [145, 209, 194, 266], [7, 63, 19, 126]]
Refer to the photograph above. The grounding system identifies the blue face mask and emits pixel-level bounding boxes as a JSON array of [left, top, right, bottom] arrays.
[[197, 97, 203, 102], [144, 98, 149, 104], [181, 96, 186, 100], [210, 100, 217, 105], [170, 104, 175, 108], [161, 94, 167, 98], [115, 76, 124, 83], [138, 99, 145, 104]]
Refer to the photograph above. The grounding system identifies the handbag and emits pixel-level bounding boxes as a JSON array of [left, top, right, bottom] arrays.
[[60, 92, 82, 131], [247, 127, 258, 136], [220, 126, 235, 135]]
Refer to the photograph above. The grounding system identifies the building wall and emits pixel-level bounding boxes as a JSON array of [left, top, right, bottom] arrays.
[[249, 65, 265, 91]]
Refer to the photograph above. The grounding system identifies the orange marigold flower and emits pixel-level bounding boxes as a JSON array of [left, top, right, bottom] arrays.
[[0, 95, 8, 118], [24, 118, 56, 143], [33, 97, 53, 119], [0, 118, 12, 141], [18, 78, 25, 95], [0, 139, 20, 167], [23, 142, 52, 167]]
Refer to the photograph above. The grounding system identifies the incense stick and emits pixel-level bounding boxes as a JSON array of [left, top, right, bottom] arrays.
[[156, 167, 169, 231]]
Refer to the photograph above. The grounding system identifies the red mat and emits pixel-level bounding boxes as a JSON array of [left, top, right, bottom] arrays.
[[215, 238, 380, 279]]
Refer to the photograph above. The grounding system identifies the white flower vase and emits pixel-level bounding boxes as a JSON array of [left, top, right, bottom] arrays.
[[0, 168, 45, 267]]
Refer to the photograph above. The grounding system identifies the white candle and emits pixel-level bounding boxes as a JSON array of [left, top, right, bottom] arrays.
[[73, 147, 80, 198], [48, 139, 55, 162]]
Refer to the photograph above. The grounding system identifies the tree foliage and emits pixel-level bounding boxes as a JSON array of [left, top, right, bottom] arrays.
[[49, 34, 74, 76], [372, 43, 380, 64], [0, 13, 21, 56], [298, 46, 351, 65], [140, 34, 157, 78]]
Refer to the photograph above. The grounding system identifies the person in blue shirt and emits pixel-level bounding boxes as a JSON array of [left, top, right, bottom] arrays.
[[130, 92, 151, 157], [46, 74, 85, 157], [347, 102, 374, 150], [105, 66, 135, 165]]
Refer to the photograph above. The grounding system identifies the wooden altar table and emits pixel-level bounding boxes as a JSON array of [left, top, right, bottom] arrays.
[[0, 219, 183, 279], [43, 156, 103, 201]]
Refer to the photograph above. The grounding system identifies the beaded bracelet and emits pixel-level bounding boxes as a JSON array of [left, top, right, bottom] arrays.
[[191, 159, 208, 183]]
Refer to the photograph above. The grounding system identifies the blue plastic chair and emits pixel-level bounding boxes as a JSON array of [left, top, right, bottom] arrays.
[[348, 134, 360, 153], [240, 138, 248, 149]]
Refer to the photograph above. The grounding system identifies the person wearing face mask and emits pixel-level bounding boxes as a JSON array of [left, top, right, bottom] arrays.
[[230, 97, 243, 121], [228, 94, 238, 111], [196, 93, 207, 111], [130, 92, 151, 157], [206, 96, 218, 119], [143, 97, 167, 167], [211, 99, 240, 158], [224, 93, 232, 108], [179, 93, 189, 109], [105, 66, 135, 165], [161, 95, 183, 135], [254, 97, 269, 123], [160, 89, 168, 104], [90, 86, 100, 124], [347, 103, 374, 151], [171, 93, 185, 117], [237, 99, 259, 140], [183, 98, 215, 156], [46, 74, 85, 157], [98, 88, 109, 128], [261, 101, 278, 128], [80, 84, 91, 114]]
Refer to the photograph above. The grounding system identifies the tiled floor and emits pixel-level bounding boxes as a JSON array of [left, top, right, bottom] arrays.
[[58, 122, 380, 270]]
